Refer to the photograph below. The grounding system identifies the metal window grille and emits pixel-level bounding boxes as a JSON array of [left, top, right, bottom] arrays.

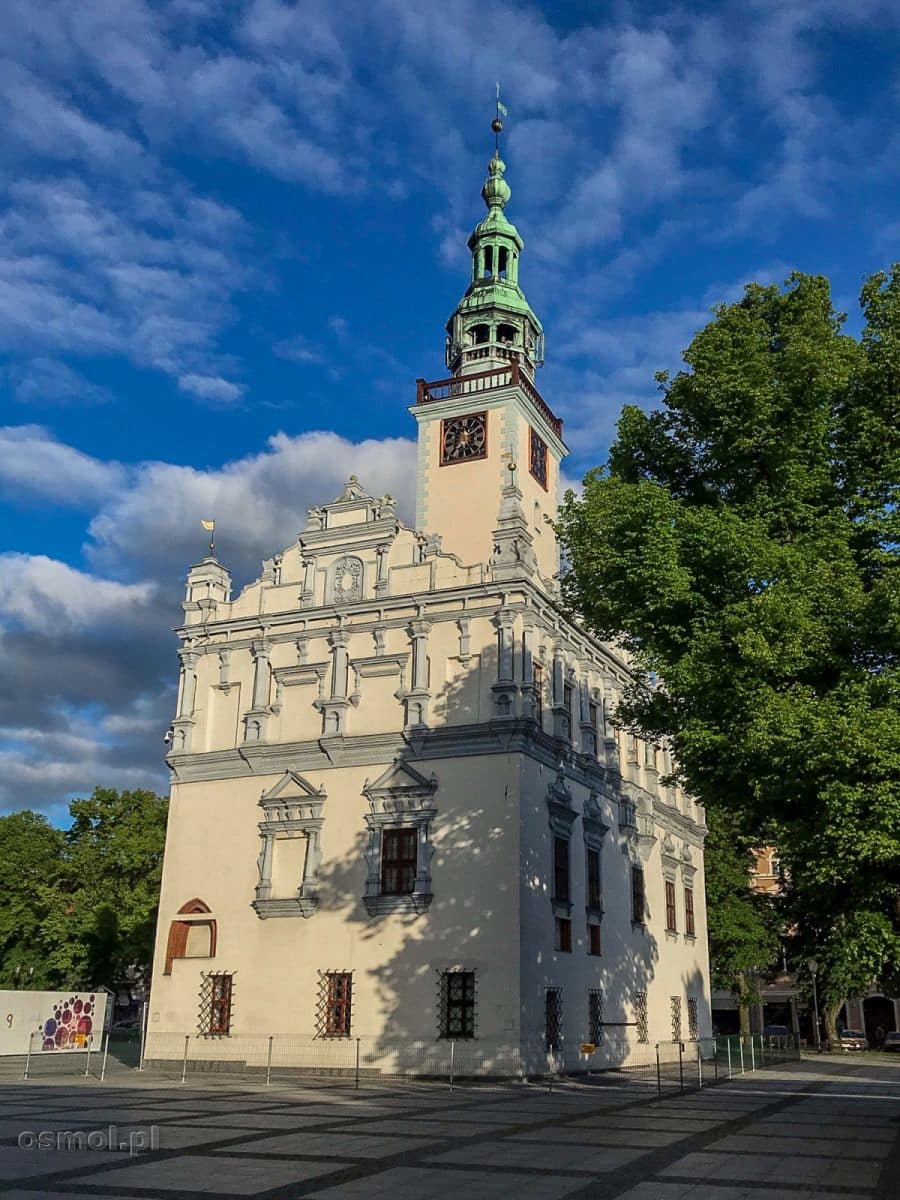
[[199, 972, 233, 1036], [439, 970, 476, 1039], [631, 865, 645, 923], [588, 989, 603, 1044], [685, 887, 695, 936], [381, 827, 417, 895], [545, 988, 563, 1051], [665, 880, 677, 932], [317, 971, 353, 1038], [634, 990, 648, 1043], [553, 836, 570, 903], [687, 995, 699, 1040], [554, 916, 572, 952], [671, 995, 682, 1041], [588, 922, 602, 956], [587, 849, 601, 908]]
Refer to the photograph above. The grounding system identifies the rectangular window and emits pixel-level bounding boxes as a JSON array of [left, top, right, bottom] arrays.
[[553, 836, 570, 904], [441, 971, 476, 1039], [588, 923, 602, 956], [665, 880, 677, 932], [671, 996, 682, 1042], [631, 865, 645, 924], [533, 662, 544, 725], [545, 988, 562, 1051], [324, 972, 353, 1037], [586, 848, 602, 908], [635, 990, 648, 1043], [684, 887, 695, 937], [381, 828, 417, 895], [208, 973, 233, 1036], [588, 989, 603, 1044], [555, 916, 572, 952], [687, 996, 699, 1040]]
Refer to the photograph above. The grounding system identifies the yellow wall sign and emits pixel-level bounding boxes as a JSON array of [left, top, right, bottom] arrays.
[[580, 1043, 596, 1054]]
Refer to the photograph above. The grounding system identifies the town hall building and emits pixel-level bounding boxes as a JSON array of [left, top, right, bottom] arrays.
[[148, 133, 712, 1075]]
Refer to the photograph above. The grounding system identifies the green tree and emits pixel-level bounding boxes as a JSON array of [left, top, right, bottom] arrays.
[[0, 811, 65, 988], [703, 809, 781, 1035], [557, 269, 900, 1002]]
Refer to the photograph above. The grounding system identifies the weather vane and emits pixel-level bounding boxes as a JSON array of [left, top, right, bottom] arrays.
[[493, 81, 508, 152], [201, 518, 215, 555]]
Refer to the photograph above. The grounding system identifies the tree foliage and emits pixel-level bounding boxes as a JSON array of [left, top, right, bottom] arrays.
[[0, 788, 168, 991], [557, 268, 900, 995]]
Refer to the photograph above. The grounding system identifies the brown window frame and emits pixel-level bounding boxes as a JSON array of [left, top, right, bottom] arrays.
[[685, 887, 696, 937], [586, 848, 602, 909], [665, 879, 678, 933], [381, 828, 417, 895], [555, 916, 572, 953], [553, 835, 570, 904], [324, 972, 353, 1038], [588, 923, 602, 956], [208, 973, 233, 1036], [631, 865, 645, 925]]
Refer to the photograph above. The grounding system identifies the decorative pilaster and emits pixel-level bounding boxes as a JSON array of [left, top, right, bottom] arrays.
[[401, 618, 432, 728], [491, 607, 518, 718], [489, 463, 538, 582], [520, 616, 539, 721], [551, 645, 570, 740], [578, 672, 597, 756], [457, 616, 472, 666], [374, 544, 390, 596], [299, 556, 315, 606], [242, 638, 272, 743], [316, 629, 352, 736], [171, 647, 199, 753]]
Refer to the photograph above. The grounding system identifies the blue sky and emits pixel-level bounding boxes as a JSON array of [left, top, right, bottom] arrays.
[[1, 0, 898, 818]]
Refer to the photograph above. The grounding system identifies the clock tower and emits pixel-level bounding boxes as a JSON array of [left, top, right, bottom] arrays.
[[411, 131, 567, 581]]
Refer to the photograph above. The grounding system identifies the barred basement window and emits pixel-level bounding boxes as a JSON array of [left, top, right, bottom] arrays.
[[588, 989, 603, 1044], [554, 916, 572, 952], [545, 988, 563, 1051], [208, 973, 233, 1036], [320, 972, 353, 1038], [687, 995, 699, 1040], [439, 971, 476, 1039], [631, 865, 645, 924], [671, 995, 682, 1041], [380, 828, 417, 895], [588, 923, 602, 956], [685, 887, 696, 937], [634, 990, 648, 1043], [665, 880, 677, 932]]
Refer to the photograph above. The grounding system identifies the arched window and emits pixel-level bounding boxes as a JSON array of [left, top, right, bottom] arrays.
[[497, 323, 516, 345], [470, 323, 490, 345], [498, 247, 508, 278], [164, 899, 217, 974], [482, 246, 493, 277]]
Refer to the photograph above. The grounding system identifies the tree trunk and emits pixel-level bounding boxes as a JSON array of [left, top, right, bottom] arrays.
[[736, 971, 752, 1037], [824, 1001, 841, 1049]]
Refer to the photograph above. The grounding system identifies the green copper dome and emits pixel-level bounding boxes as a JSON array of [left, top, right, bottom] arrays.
[[445, 151, 544, 376]]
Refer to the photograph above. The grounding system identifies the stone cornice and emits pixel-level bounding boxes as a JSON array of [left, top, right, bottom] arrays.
[[166, 720, 707, 846]]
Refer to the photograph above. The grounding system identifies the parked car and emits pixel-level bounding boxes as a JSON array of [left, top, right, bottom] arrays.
[[838, 1029, 868, 1052], [763, 1024, 791, 1038], [883, 1031, 900, 1052]]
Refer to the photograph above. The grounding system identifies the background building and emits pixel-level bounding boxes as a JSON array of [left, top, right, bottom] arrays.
[[148, 138, 712, 1074]]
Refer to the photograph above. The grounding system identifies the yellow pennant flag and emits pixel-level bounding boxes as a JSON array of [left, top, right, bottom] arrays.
[[201, 520, 215, 531]]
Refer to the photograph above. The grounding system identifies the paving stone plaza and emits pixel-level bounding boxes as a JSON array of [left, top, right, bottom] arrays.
[[0, 1058, 898, 1198]]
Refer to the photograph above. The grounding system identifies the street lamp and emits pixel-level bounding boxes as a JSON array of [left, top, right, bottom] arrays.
[[807, 959, 821, 1052]]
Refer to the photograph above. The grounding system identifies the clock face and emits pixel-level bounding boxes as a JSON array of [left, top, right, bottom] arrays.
[[530, 427, 548, 488], [441, 413, 487, 464]]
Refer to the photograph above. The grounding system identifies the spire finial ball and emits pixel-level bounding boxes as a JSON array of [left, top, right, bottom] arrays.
[[491, 118, 503, 134]]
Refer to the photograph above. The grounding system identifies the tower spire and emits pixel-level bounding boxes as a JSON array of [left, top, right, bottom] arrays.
[[443, 91, 544, 378]]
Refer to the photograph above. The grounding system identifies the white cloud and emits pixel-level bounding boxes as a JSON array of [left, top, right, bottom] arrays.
[[0, 553, 157, 634], [6, 357, 111, 406], [177, 373, 243, 406], [0, 425, 126, 506]]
